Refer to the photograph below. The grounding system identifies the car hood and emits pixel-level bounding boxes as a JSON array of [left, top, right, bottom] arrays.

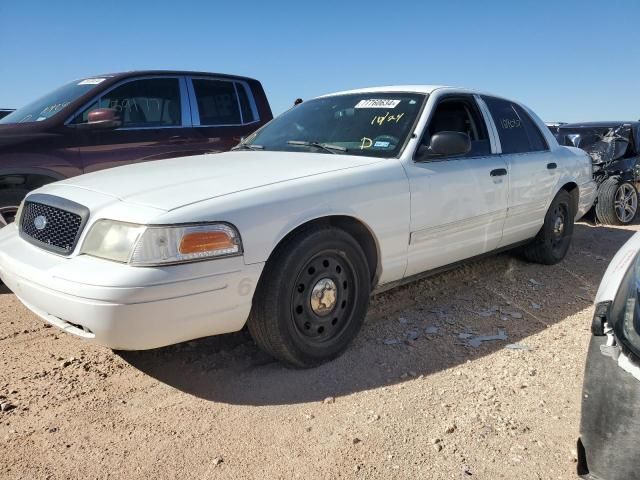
[[54, 151, 382, 211]]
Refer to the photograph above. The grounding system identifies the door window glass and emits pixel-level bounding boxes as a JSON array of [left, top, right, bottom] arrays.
[[483, 96, 529, 154], [192, 79, 241, 125], [72, 78, 182, 127], [422, 97, 491, 157], [236, 82, 256, 123], [514, 104, 548, 152]]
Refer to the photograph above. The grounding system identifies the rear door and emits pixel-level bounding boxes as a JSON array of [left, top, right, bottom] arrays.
[[72, 75, 204, 173], [481, 96, 558, 247], [186, 76, 265, 153], [403, 94, 508, 277]]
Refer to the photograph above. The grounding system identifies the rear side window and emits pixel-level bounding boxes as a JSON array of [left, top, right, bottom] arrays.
[[192, 79, 241, 125], [92, 78, 181, 127], [513, 104, 548, 152], [482, 96, 546, 154]]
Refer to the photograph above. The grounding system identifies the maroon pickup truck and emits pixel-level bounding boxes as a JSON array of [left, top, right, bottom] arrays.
[[0, 70, 273, 226]]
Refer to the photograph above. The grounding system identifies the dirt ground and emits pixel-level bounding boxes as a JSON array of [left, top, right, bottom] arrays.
[[1, 219, 638, 480]]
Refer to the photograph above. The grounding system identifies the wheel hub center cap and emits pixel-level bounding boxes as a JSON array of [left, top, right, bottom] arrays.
[[310, 278, 338, 316], [553, 216, 564, 235]]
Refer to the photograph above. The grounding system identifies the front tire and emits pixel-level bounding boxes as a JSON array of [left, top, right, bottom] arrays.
[[248, 226, 371, 368], [0, 189, 28, 227], [595, 176, 638, 225], [523, 190, 574, 265]]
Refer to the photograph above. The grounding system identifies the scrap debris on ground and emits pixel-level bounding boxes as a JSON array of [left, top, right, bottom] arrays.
[[0, 220, 637, 479]]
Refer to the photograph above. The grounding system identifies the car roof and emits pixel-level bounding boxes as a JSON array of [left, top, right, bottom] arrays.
[[560, 121, 640, 129], [74, 70, 260, 83], [318, 85, 521, 102], [323, 85, 449, 96]]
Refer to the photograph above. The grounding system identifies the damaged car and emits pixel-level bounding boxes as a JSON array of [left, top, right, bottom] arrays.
[[558, 122, 640, 225], [578, 231, 640, 480]]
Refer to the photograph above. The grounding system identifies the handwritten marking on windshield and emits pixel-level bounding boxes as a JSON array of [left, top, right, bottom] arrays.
[[371, 112, 405, 126], [360, 137, 373, 150]]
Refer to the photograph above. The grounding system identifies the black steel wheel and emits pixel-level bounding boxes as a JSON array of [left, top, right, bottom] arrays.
[[290, 251, 356, 346], [248, 226, 371, 368], [523, 189, 574, 265]]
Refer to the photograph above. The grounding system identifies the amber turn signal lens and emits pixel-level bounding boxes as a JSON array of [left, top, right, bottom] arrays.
[[179, 231, 235, 254]]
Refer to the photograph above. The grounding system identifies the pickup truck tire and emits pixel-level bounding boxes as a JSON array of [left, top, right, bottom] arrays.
[[522, 190, 574, 265], [248, 226, 371, 368], [0, 189, 28, 227], [595, 176, 638, 225]]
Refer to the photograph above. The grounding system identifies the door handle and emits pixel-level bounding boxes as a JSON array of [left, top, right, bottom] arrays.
[[547, 162, 557, 170], [168, 136, 188, 145], [490, 168, 508, 177]]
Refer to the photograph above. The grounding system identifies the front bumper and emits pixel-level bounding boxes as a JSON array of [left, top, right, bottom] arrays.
[[578, 336, 640, 480], [0, 224, 263, 350]]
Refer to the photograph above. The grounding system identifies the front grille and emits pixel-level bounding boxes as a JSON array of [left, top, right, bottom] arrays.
[[19, 194, 89, 255]]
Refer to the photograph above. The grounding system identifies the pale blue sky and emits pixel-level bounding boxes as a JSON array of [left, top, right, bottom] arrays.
[[1, 0, 639, 121]]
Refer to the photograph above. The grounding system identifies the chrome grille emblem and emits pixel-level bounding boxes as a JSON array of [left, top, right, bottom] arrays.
[[33, 215, 48, 231]]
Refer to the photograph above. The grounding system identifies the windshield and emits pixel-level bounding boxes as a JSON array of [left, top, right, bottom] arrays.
[[0, 78, 107, 124], [244, 92, 426, 158], [558, 125, 632, 164], [610, 251, 640, 360]]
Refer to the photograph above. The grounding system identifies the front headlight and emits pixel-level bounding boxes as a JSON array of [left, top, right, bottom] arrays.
[[80, 220, 242, 266], [81, 220, 146, 263]]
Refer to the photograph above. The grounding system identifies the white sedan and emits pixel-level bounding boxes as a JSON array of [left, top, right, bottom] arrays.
[[0, 86, 597, 367]]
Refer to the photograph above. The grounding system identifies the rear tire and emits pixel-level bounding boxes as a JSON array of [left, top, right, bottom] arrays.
[[247, 226, 371, 368], [523, 190, 574, 265], [595, 176, 638, 225], [0, 189, 28, 227]]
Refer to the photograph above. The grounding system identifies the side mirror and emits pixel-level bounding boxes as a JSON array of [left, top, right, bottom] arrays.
[[75, 108, 121, 130], [417, 131, 471, 160]]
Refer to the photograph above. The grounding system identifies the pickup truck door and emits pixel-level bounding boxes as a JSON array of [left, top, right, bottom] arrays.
[[480, 96, 559, 247], [403, 94, 508, 277], [72, 76, 203, 174]]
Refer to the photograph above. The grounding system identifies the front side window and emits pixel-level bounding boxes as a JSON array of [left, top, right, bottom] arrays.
[[483, 96, 534, 154], [420, 97, 491, 157], [72, 78, 182, 128], [0, 78, 105, 124], [192, 79, 241, 125], [245, 92, 426, 158]]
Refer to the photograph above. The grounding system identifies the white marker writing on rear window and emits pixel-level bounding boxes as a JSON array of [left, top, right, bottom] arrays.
[[78, 78, 106, 85], [355, 99, 401, 109]]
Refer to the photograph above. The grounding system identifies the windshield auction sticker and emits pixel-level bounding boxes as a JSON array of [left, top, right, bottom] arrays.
[[355, 99, 401, 109], [78, 78, 106, 85]]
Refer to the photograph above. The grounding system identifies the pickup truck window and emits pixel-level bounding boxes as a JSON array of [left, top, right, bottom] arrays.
[[72, 78, 182, 128], [192, 79, 242, 126], [483, 96, 550, 154], [0, 80, 99, 124], [244, 92, 426, 158]]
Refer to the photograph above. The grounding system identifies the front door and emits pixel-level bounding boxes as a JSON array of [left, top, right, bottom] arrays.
[[72, 76, 202, 173], [404, 95, 508, 277]]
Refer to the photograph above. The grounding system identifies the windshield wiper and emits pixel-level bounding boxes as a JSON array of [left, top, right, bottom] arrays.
[[231, 143, 264, 151], [287, 140, 347, 154]]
